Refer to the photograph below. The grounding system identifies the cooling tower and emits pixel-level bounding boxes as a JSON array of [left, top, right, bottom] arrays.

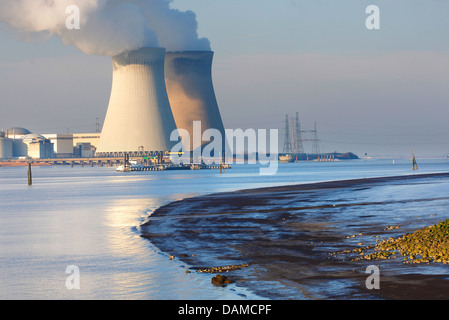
[[165, 51, 225, 152], [96, 48, 177, 156]]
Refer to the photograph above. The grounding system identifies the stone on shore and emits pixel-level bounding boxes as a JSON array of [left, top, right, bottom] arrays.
[[211, 275, 234, 286]]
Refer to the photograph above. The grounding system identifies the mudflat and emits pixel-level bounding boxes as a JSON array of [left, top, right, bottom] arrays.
[[141, 172, 449, 300]]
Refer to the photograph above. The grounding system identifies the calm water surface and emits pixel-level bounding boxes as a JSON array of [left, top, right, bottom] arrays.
[[0, 158, 448, 299]]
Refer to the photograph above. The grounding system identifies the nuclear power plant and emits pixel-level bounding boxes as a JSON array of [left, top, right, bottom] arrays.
[[165, 51, 225, 152], [96, 47, 179, 157], [1, 48, 227, 163]]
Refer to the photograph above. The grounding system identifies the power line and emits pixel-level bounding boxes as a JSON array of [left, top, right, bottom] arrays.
[[283, 113, 321, 154], [294, 112, 304, 154], [283, 114, 292, 153]]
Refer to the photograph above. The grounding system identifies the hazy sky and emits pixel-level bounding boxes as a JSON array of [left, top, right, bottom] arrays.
[[0, 0, 448, 157]]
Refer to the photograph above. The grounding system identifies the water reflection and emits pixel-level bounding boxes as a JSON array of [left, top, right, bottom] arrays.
[[103, 197, 256, 299]]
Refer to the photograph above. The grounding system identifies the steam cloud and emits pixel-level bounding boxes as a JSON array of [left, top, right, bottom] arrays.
[[0, 0, 211, 56]]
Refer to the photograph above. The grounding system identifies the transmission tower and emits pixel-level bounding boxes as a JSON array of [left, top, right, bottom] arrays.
[[290, 117, 295, 152], [283, 115, 292, 154], [294, 112, 304, 154], [312, 122, 321, 154]]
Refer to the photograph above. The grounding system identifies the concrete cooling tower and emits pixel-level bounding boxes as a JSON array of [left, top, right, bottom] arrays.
[[165, 51, 225, 152], [96, 48, 177, 156]]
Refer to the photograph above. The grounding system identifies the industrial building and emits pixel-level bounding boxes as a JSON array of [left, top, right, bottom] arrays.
[[42, 134, 74, 158], [165, 51, 225, 152], [21, 133, 54, 159], [0, 127, 100, 160], [74, 142, 94, 158], [73, 133, 100, 150], [96, 47, 178, 157], [4, 127, 31, 139], [27, 140, 54, 159]]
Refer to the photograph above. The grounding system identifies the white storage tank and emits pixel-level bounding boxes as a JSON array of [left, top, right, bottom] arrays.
[[0, 132, 14, 159]]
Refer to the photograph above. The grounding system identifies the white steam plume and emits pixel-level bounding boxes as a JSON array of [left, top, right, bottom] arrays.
[[0, 0, 211, 56]]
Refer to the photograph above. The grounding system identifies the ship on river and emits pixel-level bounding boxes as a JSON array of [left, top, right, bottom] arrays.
[[279, 152, 359, 163]]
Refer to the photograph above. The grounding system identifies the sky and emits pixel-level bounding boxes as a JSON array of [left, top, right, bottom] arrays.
[[0, 0, 448, 157]]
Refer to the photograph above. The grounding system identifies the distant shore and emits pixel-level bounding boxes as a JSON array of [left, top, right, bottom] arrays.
[[0, 160, 51, 167], [141, 172, 449, 300]]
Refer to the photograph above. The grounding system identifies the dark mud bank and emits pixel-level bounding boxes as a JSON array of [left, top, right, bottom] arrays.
[[141, 172, 449, 299]]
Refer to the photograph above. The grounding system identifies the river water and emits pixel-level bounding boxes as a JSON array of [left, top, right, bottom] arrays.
[[0, 158, 448, 299]]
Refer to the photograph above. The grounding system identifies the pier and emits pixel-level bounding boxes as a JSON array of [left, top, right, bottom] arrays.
[[118, 163, 231, 172], [0, 157, 231, 172], [0, 156, 159, 168]]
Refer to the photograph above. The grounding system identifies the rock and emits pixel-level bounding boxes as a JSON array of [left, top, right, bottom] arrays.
[[340, 219, 449, 264], [211, 275, 234, 286], [198, 262, 252, 274]]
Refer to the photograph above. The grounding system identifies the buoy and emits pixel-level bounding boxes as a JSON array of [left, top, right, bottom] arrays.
[[412, 150, 418, 170]]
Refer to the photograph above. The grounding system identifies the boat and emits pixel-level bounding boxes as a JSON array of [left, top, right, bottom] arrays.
[[279, 154, 294, 163], [116, 165, 130, 172], [116, 160, 144, 172]]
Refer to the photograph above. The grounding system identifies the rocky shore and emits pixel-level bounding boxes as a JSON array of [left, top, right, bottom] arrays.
[[338, 219, 449, 265]]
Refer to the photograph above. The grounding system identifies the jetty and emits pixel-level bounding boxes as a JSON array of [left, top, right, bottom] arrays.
[[0, 157, 231, 173], [116, 163, 230, 172]]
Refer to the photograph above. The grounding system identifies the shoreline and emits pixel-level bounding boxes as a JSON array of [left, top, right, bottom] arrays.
[[0, 160, 51, 167], [141, 171, 449, 300]]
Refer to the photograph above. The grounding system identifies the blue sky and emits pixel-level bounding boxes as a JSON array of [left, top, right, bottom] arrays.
[[0, 1, 448, 156]]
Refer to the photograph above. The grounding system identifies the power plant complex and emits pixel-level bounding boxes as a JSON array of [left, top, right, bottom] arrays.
[[0, 47, 359, 165], [1, 47, 227, 162]]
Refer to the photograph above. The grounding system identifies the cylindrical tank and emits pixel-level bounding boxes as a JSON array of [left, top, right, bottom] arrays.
[[165, 51, 225, 152], [12, 140, 28, 158], [0, 137, 13, 159], [96, 47, 178, 156]]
